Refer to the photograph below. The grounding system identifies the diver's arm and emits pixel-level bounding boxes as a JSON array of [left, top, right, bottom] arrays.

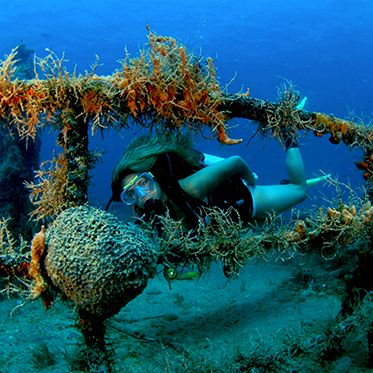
[[179, 156, 256, 200], [204, 153, 259, 185]]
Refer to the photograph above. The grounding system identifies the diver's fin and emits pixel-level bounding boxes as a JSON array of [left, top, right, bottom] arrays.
[[306, 173, 331, 187], [296, 96, 307, 110]]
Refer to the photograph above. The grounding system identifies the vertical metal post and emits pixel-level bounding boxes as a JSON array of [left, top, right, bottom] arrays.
[[60, 109, 89, 206]]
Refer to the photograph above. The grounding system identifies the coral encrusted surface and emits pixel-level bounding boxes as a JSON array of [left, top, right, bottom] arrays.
[[45, 205, 158, 319]]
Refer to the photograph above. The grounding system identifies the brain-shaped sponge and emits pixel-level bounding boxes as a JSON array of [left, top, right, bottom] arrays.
[[44, 205, 158, 319]]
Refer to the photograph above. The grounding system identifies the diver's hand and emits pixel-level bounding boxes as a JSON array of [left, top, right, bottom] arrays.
[[141, 198, 168, 235], [142, 198, 167, 221]]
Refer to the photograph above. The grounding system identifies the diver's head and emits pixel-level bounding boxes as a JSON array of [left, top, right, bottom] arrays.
[[120, 172, 163, 208]]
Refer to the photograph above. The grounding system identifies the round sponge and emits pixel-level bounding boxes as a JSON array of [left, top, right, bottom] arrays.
[[44, 205, 158, 319]]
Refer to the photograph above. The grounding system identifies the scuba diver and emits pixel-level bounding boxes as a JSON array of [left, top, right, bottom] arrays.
[[109, 131, 326, 230]]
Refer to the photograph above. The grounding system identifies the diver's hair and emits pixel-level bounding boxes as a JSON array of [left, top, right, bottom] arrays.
[[111, 132, 204, 201]]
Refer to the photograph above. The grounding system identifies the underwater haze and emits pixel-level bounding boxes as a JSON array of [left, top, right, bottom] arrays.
[[1, 0, 373, 372]]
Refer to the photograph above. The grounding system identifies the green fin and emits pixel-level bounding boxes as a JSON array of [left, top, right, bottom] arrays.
[[296, 96, 307, 110], [306, 174, 331, 187]]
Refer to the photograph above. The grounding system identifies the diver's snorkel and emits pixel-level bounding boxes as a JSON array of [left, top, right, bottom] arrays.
[[105, 196, 113, 211]]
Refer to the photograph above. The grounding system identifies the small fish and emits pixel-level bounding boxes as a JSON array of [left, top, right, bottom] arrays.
[[164, 267, 201, 281]]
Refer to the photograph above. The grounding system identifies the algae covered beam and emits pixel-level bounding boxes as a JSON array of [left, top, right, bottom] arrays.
[[221, 93, 372, 150]]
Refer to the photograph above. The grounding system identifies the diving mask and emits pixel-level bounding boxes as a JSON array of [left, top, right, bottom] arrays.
[[120, 172, 155, 205]]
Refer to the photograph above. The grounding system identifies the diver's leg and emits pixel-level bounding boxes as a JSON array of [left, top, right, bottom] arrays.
[[253, 184, 307, 218], [253, 147, 307, 219], [286, 147, 306, 185]]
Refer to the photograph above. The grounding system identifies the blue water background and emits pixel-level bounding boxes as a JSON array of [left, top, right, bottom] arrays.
[[1, 0, 372, 213]]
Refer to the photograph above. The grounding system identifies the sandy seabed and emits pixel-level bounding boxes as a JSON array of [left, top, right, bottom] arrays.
[[0, 256, 371, 372]]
